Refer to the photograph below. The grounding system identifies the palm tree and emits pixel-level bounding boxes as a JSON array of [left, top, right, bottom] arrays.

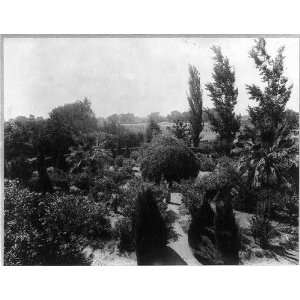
[[237, 123, 298, 215]]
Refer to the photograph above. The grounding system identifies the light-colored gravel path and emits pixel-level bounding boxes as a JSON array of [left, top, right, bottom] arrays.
[[167, 193, 201, 265]]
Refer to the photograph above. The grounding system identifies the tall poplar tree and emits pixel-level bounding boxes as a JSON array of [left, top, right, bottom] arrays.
[[187, 65, 203, 147], [206, 46, 240, 153]]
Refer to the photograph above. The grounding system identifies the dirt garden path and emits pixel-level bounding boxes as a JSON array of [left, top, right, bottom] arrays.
[[167, 193, 201, 265]]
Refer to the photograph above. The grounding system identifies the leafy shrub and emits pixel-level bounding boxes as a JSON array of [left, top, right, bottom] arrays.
[[270, 192, 299, 226], [215, 156, 236, 170], [115, 218, 135, 252], [174, 180, 204, 215], [141, 135, 199, 184], [250, 214, 275, 249], [196, 157, 240, 192], [105, 166, 134, 186], [196, 153, 216, 172], [4, 180, 112, 265], [90, 175, 119, 206], [66, 144, 113, 190]]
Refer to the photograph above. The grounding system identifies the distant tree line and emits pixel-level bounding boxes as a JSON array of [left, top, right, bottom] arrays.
[[97, 109, 216, 126]]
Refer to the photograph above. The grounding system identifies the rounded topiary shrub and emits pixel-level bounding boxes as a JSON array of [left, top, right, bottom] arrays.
[[141, 135, 200, 184]]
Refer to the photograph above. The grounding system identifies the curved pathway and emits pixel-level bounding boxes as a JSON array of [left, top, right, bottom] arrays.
[[167, 193, 201, 265]]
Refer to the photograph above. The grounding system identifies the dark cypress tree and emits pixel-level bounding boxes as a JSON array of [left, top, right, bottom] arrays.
[[206, 46, 240, 154], [187, 65, 204, 147], [135, 188, 167, 265]]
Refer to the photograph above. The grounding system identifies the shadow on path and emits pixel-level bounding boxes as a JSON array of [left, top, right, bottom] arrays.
[[138, 246, 187, 265], [157, 246, 188, 265]]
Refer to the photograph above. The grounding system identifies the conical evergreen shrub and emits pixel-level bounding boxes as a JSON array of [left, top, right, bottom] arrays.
[[135, 188, 168, 265]]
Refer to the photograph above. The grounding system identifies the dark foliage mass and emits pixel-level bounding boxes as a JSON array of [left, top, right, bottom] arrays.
[[187, 187, 240, 265], [135, 188, 168, 265], [141, 135, 200, 184]]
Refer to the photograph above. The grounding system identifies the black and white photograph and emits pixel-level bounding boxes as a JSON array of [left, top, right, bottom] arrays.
[[1, 35, 299, 266]]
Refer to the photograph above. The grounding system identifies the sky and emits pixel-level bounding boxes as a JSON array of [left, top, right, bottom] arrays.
[[3, 37, 299, 120]]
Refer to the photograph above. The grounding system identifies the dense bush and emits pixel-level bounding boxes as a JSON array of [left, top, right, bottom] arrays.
[[196, 156, 240, 193], [196, 153, 216, 172], [115, 217, 135, 252], [250, 214, 275, 249], [174, 180, 204, 215], [141, 135, 199, 184], [272, 193, 298, 226], [105, 166, 134, 186], [185, 185, 240, 264], [4, 180, 112, 265], [90, 175, 119, 205]]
